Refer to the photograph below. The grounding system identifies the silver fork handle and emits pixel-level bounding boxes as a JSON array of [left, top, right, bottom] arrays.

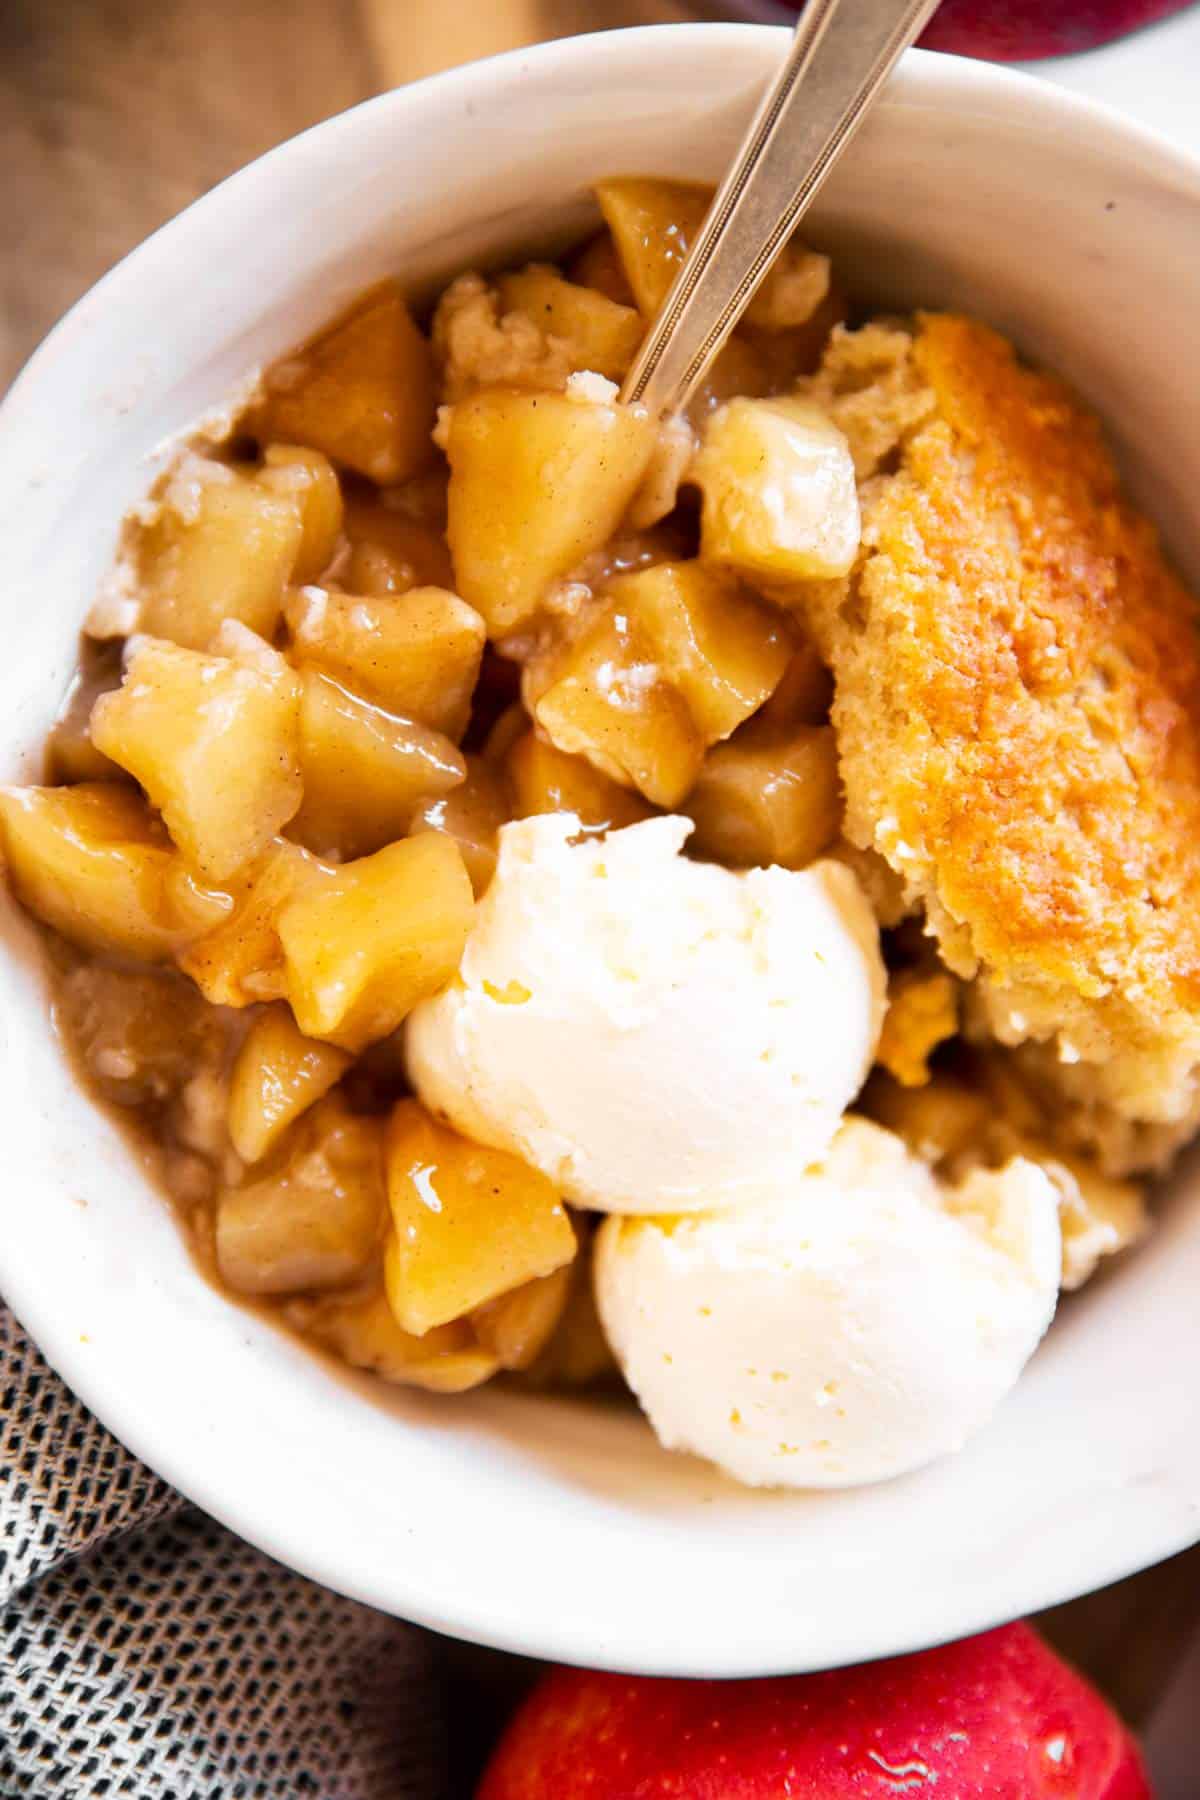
[[620, 0, 941, 417]]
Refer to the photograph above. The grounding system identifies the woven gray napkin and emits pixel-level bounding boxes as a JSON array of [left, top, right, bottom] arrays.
[[0, 1306, 447, 1799]]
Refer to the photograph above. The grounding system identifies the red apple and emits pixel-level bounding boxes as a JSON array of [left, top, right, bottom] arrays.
[[478, 1623, 1152, 1799], [918, 0, 1193, 61]]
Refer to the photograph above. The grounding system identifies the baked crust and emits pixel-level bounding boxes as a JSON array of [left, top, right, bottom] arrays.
[[799, 314, 1200, 1130]]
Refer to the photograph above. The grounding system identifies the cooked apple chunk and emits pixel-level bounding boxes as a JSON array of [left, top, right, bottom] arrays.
[[595, 177, 829, 331], [445, 388, 657, 637], [529, 562, 786, 808], [684, 724, 842, 871], [251, 282, 438, 485], [216, 1095, 385, 1295], [482, 700, 530, 766], [179, 838, 335, 1007], [277, 833, 473, 1051], [752, 639, 834, 733], [384, 1100, 576, 1335], [284, 584, 485, 741], [409, 754, 510, 895], [342, 491, 455, 595], [595, 178, 709, 318], [471, 1264, 573, 1371], [566, 231, 635, 307], [290, 670, 465, 860], [506, 730, 652, 832], [296, 1285, 499, 1392], [531, 609, 702, 808], [0, 783, 229, 960], [692, 396, 860, 583], [136, 456, 306, 651], [258, 444, 345, 583], [743, 241, 833, 335], [91, 634, 302, 883], [607, 562, 791, 742], [227, 1003, 352, 1163], [495, 265, 644, 384], [522, 1237, 620, 1390]]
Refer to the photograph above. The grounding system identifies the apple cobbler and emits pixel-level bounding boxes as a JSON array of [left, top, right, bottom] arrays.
[[3, 177, 1190, 1475]]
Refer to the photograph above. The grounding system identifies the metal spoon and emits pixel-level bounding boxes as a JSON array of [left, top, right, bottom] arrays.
[[620, 0, 940, 416]]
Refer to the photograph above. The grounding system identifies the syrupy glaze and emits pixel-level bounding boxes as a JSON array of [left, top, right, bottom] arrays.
[[2, 178, 1159, 1451]]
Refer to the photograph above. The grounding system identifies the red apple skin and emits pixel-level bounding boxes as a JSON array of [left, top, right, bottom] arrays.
[[477, 1624, 1152, 1799], [917, 0, 1193, 61]]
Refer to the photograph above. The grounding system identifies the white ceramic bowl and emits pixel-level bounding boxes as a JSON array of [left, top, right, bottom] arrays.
[[3, 27, 1200, 1677]]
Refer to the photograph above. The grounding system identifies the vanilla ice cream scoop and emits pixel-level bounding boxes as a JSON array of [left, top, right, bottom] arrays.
[[405, 813, 885, 1214], [595, 1118, 1061, 1488]]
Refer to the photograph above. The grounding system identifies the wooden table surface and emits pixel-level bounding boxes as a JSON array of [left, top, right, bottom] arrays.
[[0, 0, 695, 393], [4, 0, 1199, 1779]]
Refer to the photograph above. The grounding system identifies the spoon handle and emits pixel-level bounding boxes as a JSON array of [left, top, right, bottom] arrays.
[[620, 0, 940, 416]]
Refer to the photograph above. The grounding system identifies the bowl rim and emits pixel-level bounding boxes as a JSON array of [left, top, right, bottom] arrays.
[[4, 25, 1200, 1676], [5, 24, 1200, 433]]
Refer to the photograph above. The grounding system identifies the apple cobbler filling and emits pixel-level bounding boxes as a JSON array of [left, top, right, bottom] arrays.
[[1, 178, 1160, 1455]]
